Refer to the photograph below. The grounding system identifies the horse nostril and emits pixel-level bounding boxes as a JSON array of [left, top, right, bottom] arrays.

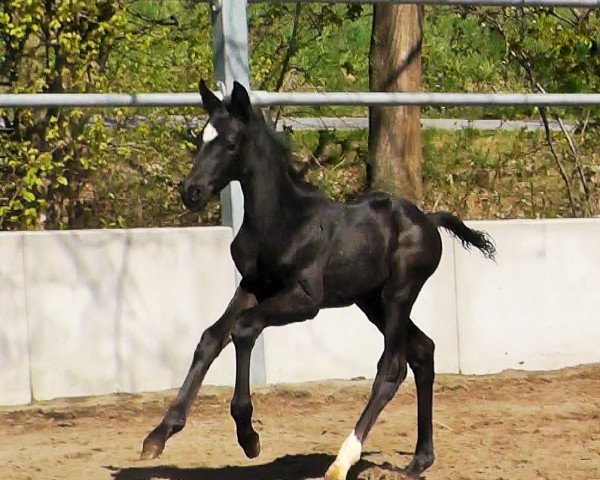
[[189, 186, 201, 203]]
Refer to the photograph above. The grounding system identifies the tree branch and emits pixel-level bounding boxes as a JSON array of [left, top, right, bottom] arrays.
[[539, 107, 578, 217], [533, 81, 591, 214], [274, 3, 302, 93]]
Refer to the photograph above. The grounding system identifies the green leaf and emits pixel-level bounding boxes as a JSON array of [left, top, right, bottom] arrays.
[[21, 191, 36, 202]]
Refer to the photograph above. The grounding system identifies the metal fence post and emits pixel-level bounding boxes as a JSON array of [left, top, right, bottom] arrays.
[[211, 0, 247, 235], [211, 0, 266, 386]]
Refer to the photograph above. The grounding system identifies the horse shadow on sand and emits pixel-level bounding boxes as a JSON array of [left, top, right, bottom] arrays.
[[107, 451, 421, 480]]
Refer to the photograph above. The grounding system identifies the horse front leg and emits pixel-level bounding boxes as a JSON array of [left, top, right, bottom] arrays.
[[230, 311, 265, 458], [140, 287, 257, 459], [229, 280, 323, 458]]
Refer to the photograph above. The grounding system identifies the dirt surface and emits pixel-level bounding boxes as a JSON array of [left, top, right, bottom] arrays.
[[2, 364, 599, 480]]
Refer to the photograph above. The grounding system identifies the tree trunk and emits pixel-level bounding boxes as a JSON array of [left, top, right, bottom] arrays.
[[368, 4, 423, 202]]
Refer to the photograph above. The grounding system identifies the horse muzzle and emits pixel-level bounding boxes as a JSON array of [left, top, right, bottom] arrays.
[[179, 179, 210, 212]]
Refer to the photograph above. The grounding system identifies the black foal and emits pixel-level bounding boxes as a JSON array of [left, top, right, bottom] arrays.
[[140, 80, 496, 479]]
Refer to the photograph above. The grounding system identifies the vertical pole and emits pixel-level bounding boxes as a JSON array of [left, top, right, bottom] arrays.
[[211, 0, 248, 235], [211, 0, 266, 386]]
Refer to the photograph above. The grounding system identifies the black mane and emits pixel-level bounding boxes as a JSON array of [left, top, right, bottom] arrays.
[[244, 107, 321, 195]]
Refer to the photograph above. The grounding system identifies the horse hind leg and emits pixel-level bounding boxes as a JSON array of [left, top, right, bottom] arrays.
[[325, 281, 418, 480], [405, 319, 436, 476], [325, 343, 407, 480]]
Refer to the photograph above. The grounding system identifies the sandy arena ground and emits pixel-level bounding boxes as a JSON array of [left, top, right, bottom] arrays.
[[1, 364, 599, 480]]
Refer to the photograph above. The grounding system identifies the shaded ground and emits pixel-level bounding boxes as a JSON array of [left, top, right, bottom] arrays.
[[2, 364, 599, 480]]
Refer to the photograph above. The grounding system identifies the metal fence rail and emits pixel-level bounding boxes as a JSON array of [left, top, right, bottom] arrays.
[[255, 92, 600, 107], [247, 0, 600, 5], [2, 91, 600, 108]]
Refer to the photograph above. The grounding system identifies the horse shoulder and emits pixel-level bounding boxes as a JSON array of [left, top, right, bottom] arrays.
[[231, 225, 258, 279]]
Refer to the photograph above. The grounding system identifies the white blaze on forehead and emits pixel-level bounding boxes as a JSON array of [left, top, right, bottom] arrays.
[[202, 122, 219, 143]]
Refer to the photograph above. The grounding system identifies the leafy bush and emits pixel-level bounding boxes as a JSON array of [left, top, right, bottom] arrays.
[[1, 2, 599, 230], [0, 1, 125, 229]]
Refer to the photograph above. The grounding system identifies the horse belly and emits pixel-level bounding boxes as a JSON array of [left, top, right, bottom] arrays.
[[322, 237, 389, 303]]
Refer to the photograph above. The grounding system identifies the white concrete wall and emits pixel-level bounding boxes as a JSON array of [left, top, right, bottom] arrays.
[[0, 227, 237, 405], [0, 234, 31, 405], [116, 228, 237, 393], [25, 230, 125, 400], [455, 219, 600, 374], [1, 219, 599, 406]]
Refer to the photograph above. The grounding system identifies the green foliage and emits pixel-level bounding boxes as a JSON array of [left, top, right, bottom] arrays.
[[488, 7, 600, 93], [423, 6, 600, 122], [462, 6, 600, 216], [89, 112, 220, 229], [294, 125, 600, 220], [1, 3, 599, 230], [0, 0, 214, 230], [421, 126, 600, 219], [423, 9, 511, 93], [248, 4, 371, 118], [107, 1, 213, 92], [0, 0, 126, 229]]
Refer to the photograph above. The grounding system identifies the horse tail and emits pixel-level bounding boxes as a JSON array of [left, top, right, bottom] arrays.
[[428, 211, 496, 260]]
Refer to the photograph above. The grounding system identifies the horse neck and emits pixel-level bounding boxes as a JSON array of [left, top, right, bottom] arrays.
[[238, 134, 302, 233]]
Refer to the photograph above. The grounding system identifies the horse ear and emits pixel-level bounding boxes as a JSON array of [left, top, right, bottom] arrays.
[[198, 79, 222, 115], [228, 81, 252, 122]]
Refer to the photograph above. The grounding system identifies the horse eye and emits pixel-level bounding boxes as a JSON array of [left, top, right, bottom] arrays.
[[227, 142, 237, 152]]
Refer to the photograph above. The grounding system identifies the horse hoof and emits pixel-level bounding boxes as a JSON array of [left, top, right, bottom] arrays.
[[140, 436, 164, 460], [324, 463, 347, 480], [405, 452, 435, 477], [241, 432, 261, 459]]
